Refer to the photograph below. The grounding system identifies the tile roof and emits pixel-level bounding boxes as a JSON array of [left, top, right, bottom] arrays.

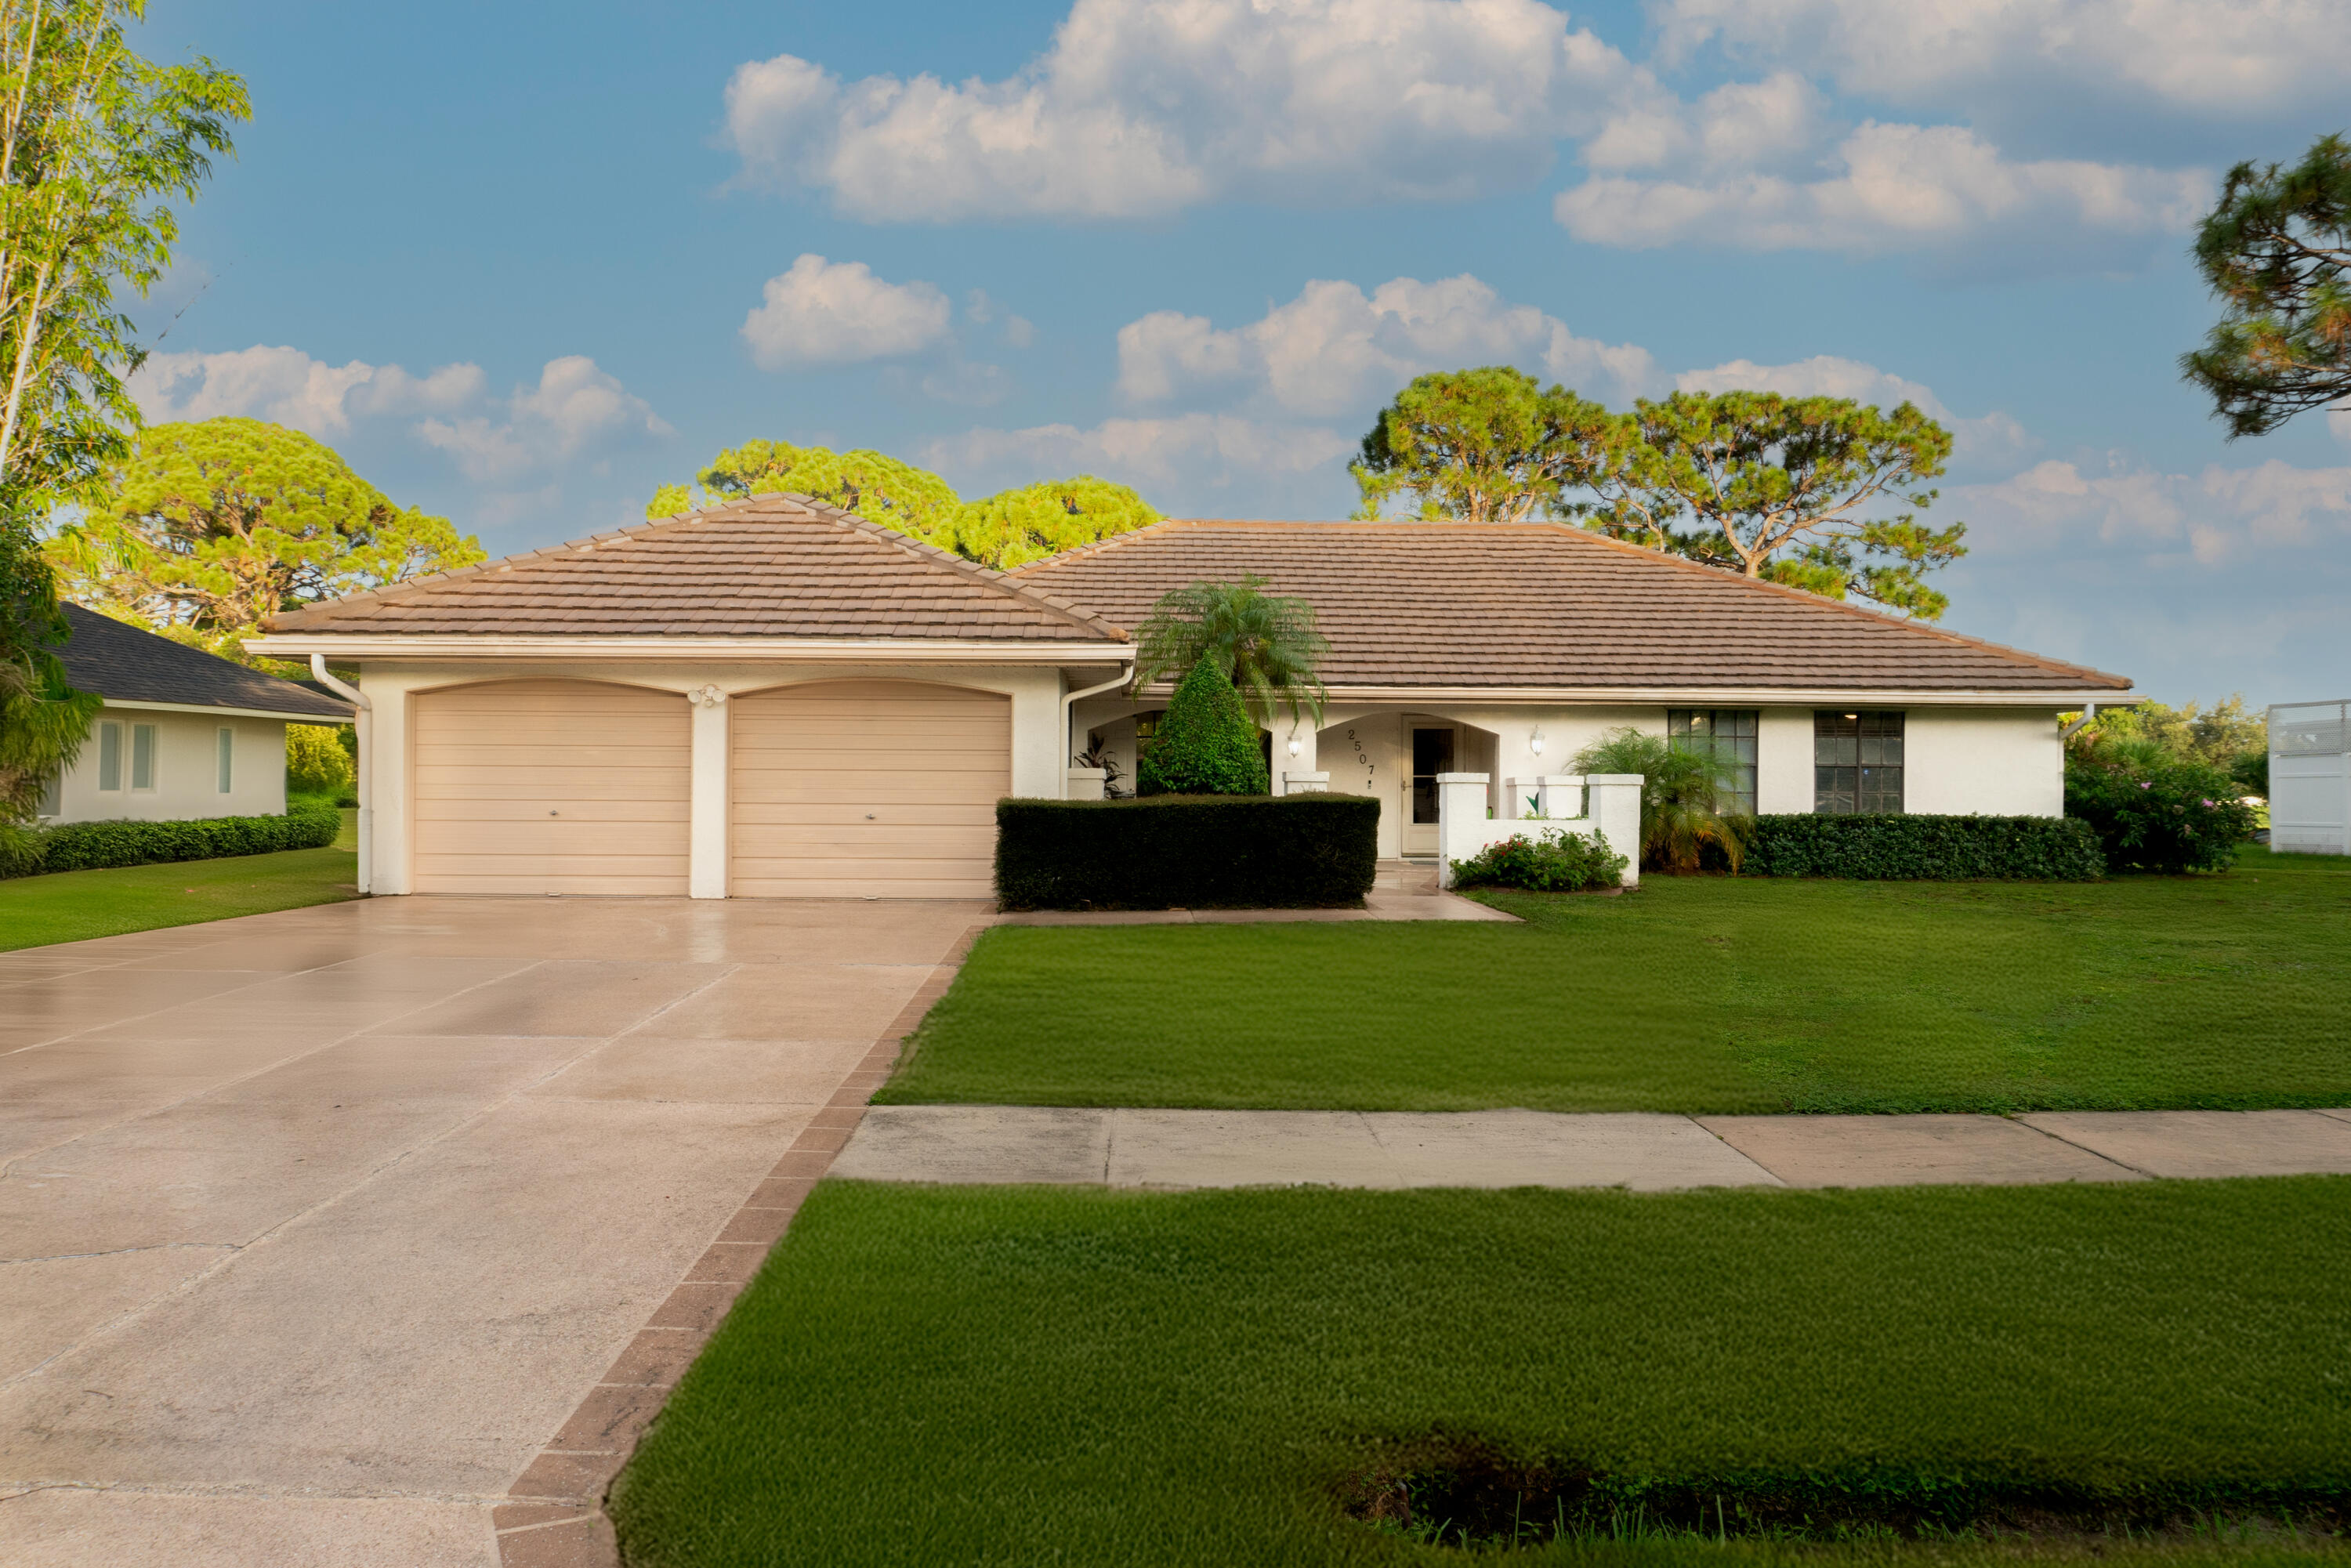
[[262, 494, 1126, 643], [54, 604, 355, 719], [1012, 520, 2131, 693]]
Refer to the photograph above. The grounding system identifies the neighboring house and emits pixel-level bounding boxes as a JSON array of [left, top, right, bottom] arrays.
[[39, 603, 354, 827], [249, 495, 2132, 900]]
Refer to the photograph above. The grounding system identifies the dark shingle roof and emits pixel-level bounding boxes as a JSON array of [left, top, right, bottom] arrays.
[[1011, 520, 2131, 693], [263, 494, 1125, 643], [54, 604, 353, 720]]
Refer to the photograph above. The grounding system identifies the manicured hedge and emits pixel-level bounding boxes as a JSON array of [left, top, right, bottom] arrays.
[[8, 802, 342, 879], [1742, 813, 2105, 880], [996, 794, 1378, 910]]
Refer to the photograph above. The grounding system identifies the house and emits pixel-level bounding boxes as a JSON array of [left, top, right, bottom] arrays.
[[39, 603, 355, 825], [248, 494, 2132, 899]]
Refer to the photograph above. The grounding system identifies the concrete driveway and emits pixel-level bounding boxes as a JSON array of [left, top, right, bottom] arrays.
[[0, 895, 987, 1566]]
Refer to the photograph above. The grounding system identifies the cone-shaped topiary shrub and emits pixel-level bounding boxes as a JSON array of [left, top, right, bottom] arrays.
[[1137, 657, 1269, 796]]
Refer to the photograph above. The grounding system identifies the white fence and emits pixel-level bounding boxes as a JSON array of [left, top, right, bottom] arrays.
[[1435, 772, 1643, 889], [2270, 700, 2349, 856]]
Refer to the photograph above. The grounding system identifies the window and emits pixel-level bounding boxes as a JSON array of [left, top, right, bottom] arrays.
[[97, 721, 121, 791], [36, 768, 60, 817], [1814, 711, 1904, 813], [1668, 708, 1759, 815], [130, 722, 157, 791], [1132, 711, 1164, 763], [217, 727, 234, 792]]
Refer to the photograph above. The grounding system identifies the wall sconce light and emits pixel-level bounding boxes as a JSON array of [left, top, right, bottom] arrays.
[[1529, 730, 1545, 756], [1286, 735, 1303, 757]]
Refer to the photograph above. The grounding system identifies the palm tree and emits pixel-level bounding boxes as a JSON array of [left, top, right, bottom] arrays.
[[1133, 576, 1329, 729], [1571, 727, 1753, 873]]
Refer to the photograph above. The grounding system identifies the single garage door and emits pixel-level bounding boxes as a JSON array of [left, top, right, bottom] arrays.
[[411, 679, 690, 895], [731, 679, 1009, 898]]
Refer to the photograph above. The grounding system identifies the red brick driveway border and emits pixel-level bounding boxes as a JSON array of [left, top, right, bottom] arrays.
[[491, 921, 991, 1568]]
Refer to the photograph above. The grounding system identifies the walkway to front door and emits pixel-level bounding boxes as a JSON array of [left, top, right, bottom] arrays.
[[0, 895, 984, 1566]]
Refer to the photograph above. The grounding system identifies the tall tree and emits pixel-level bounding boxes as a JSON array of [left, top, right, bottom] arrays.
[[2183, 133, 2351, 438], [48, 417, 483, 655], [0, 0, 245, 821], [1132, 576, 1328, 730], [1352, 366, 1617, 522], [648, 441, 1161, 570], [1586, 392, 1966, 619]]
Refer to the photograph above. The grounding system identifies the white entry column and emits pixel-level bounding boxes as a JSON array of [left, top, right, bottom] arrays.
[[687, 685, 730, 899]]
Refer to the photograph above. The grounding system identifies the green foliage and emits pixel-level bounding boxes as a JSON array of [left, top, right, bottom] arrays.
[[1572, 726, 1751, 872], [0, 0, 248, 515], [1448, 827, 1627, 892], [2232, 748, 2269, 796], [1743, 814, 2105, 881], [0, 515, 100, 822], [613, 1176, 2351, 1567], [1352, 366, 1618, 522], [2066, 743, 2258, 875], [648, 441, 1159, 570], [1589, 390, 1965, 619], [1135, 657, 1270, 797], [49, 418, 483, 643], [936, 474, 1159, 570], [883, 847, 2351, 1114], [2183, 132, 2351, 437], [284, 721, 352, 797], [1133, 576, 1327, 731], [1356, 371, 1965, 617], [11, 799, 339, 878], [2074, 695, 2267, 771], [993, 794, 1378, 911]]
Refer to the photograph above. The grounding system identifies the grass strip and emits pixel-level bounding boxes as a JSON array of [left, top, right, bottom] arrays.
[[882, 849, 2351, 1114], [0, 840, 357, 951], [613, 1177, 2351, 1568]]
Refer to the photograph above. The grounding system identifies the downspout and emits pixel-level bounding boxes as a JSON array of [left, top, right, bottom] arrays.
[[310, 656, 372, 894], [2059, 703, 2098, 741], [1060, 661, 1136, 797]]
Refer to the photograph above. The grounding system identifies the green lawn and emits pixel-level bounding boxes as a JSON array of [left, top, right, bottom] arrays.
[[0, 812, 358, 951], [881, 849, 2351, 1114], [612, 1176, 2351, 1567]]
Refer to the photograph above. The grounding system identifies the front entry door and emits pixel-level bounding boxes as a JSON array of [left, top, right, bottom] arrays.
[[1404, 726, 1454, 856]]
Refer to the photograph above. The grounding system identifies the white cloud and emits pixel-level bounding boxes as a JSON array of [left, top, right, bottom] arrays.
[[1584, 71, 1824, 177], [741, 254, 954, 368], [1674, 353, 2035, 469], [130, 346, 484, 436], [1118, 273, 1655, 415], [926, 414, 1354, 500], [417, 356, 672, 483], [1557, 121, 2208, 267], [1653, 0, 2351, 123], [1958, 454, 2351, 567], [722, 0, 1634, 221]]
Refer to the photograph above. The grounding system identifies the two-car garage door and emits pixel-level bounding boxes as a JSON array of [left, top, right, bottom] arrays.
[[410, 678, 1009, 897]]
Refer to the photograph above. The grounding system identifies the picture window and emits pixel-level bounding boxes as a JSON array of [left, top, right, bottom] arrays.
[[1668, 709, 1759, 815], [1814, 711, 1904, 814]]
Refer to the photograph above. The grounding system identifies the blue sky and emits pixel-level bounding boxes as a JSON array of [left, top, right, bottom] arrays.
[[130, 0, 2350, 708]]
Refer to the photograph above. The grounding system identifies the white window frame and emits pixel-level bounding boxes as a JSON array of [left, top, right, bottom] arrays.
[[97, 720, 122, 791], [216, 726, 234, 793]]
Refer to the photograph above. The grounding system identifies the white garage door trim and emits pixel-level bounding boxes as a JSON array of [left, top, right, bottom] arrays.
[[411, 678, 690, 896], [730, 679, 1009, 899]]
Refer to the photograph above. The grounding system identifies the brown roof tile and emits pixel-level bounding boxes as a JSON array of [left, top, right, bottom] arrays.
[[263, 495, 1127, 643], [1012, 520, 2130, 693]]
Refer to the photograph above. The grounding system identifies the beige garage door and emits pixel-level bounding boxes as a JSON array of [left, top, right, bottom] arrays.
[[411, 679, 690, 896], [731, 679, 1009, 898]]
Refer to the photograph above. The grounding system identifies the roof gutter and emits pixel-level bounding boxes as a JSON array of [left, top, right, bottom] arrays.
[[309, 657, 373, 895], [1061, 661, 1137, 796], [247, 635, 1125, 662]]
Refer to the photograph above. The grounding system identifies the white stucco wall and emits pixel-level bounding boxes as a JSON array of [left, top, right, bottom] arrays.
[[352, 660, 1067, 896], [43, 705, 289, 825], [1903, 708, 2064, 816]]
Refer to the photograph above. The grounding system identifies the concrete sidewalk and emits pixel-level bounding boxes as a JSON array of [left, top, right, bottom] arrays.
[[833, 1105, 2351, 1191]]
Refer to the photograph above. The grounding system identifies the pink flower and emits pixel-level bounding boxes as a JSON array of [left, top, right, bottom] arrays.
[[2139, 781, 2151, 789], [2201, 798, 2215, 807]]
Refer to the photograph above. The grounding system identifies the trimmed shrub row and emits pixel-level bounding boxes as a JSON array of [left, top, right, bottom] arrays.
[[1742, 813, 2105, 881], [996, 794, 1378, 910], [2, 802, 341, 880]]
